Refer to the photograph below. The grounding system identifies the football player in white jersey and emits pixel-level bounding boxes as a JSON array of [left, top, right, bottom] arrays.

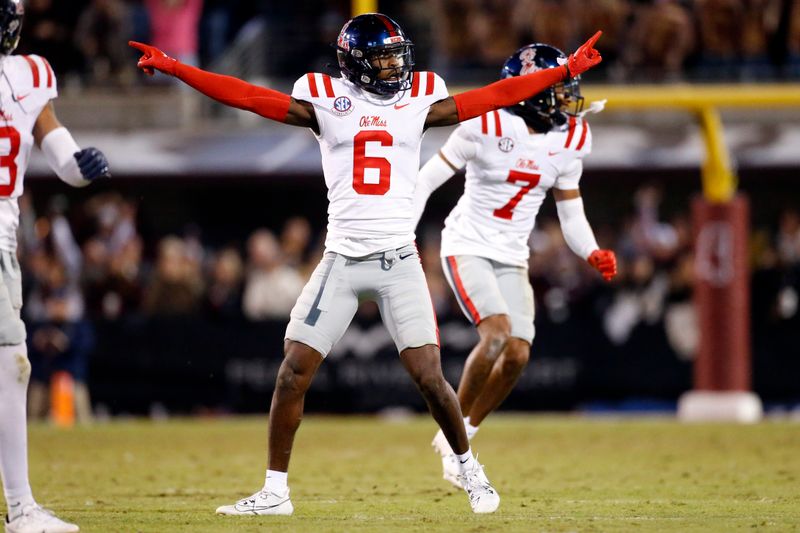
[[414, 44, 617, 488], [0, 1, 110, 532], [130, 15, 604, 515]]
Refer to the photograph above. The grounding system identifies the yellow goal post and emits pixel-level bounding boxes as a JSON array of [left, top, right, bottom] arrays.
[[580, 84, 800, 203]]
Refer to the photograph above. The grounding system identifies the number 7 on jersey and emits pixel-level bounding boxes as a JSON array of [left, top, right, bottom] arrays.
[[493, 170, 540, 220]]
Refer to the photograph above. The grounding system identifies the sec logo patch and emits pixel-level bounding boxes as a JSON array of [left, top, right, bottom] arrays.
[[498, 137, 515, 153], [333, 96, 353, 116]]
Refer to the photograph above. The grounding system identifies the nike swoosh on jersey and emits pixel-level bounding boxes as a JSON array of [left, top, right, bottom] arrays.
[[398, 252, 415, 260], [548, 151, 559, 156], [394, 103, 410, 109], [15, 93, 31, 102]]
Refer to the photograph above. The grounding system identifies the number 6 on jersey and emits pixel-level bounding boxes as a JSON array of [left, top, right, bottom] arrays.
[[353, 130, 392, 195]]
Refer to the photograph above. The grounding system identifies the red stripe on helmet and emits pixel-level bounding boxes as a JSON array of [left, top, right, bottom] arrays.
[[307, 73, 319, 98], [376, 14, 398, 36], [480, 113, 488, 134]]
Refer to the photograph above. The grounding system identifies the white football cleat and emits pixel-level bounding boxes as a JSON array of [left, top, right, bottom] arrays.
[[431, 430, 463, 489], [4, 503, 79, 533], [215, 488, 293, 516], [459, 461, 500, 514]]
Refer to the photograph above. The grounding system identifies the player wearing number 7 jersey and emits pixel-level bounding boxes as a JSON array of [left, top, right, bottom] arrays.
[[0, 1, 110, 532], [413, 44, 617, 490], [130, 14, 603, 516]]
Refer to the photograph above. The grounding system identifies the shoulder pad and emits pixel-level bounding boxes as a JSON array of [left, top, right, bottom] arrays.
[[20, 55, 56, 93], [556, 116, 592, 156], [408, 71, 448, 101], [292, 72, 337, 101]]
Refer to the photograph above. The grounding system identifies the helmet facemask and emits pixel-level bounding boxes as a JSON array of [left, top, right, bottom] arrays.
[[513, 78, 585, 132], [338, 41, 414, 96]]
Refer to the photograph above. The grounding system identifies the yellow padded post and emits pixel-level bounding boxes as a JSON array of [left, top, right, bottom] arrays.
[[352, 0, 377, 16]]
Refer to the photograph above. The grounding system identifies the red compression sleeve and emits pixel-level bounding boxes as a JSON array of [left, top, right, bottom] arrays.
[[173, 62, 291, 122], [452, 65, 568, 122]]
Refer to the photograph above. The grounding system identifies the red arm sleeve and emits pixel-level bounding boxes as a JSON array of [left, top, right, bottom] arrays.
[[173, 62, 291, 122], [452, 66, 568, 122]]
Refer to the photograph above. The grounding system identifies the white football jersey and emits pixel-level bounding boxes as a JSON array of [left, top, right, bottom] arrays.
[[440, 109, 592, 267], [292, 71, 448, 257], [0, 54, 58, 252]]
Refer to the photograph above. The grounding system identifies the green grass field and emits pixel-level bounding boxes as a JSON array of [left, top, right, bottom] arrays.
[[6, 415, 800, 532]]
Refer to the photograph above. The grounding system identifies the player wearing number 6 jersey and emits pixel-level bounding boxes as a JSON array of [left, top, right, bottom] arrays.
[[0, 1, 110, 532], [414, 44, 617, 489], [131, 14, 603, 516]]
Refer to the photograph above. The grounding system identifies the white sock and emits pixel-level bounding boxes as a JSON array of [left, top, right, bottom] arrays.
[[464, 417, 480, 440], [0, 344, 34, 513], [264, 469, 288, 493], [455, 448, 476, 473]]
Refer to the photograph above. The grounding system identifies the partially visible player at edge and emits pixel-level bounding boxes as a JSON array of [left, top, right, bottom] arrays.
[[130, 14, 602, 515], [413, 43, 617, 488], [0, 1, 110, 532]]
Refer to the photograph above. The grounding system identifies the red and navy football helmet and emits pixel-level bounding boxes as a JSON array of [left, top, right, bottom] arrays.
[[0, 0, 22, 56], [336, 13, 415, 96], [501, 44, 584, 132]]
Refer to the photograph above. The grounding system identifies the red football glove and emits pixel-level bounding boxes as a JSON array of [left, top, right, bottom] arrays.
[[587, 249, 617, 282], [566, 31, 603, 77], [129, 41, 177, 76]]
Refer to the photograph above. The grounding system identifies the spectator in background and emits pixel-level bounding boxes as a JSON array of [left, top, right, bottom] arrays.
[[75, 0, 135, 86], [242, 229, 304, 320], [463, 0, 517, 68], [199, 0, 229, 65], [695, 0, 744, 79], [83, 193, 139, 258], [578, 0, 631, 80], [786, 0, 800, 76], [663, 250, 698, 361], [81, 194, 143, 318], [204, 246, 244, 320], [739, 0, 780, 79], [777, 208, 800, 266], [622, 184, 680, 263], [513, 0, 579, 55], [84, 236, 144, 320], [279, 216, 312, 272], [623, 0, 694, 82], [143, 236, 204, 316], [145, 0, 203, 66], [25, 254, 94, 424], [17, 0, 80, 76]]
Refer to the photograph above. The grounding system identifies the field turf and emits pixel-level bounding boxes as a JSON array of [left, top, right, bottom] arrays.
[[7, 415, 800, 532]]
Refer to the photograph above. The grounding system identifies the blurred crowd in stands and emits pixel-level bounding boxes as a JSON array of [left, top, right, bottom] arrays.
[[15, 0, 800, 89], [15, 182, 800, 419]]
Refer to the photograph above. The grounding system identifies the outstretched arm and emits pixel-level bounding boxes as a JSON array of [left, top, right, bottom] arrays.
[[129, 41, 317, 130], [554, 188, 617, 281], [34, 102, 110, 187], [425, 31, 603, 128]]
